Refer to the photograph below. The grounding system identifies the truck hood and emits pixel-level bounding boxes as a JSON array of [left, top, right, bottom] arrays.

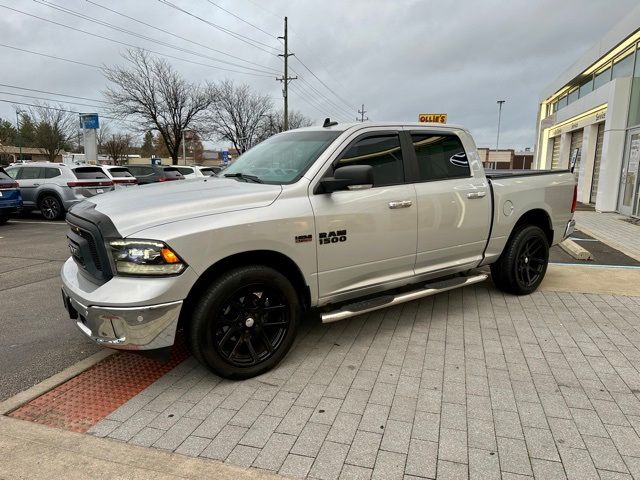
[[84, 177, 282, 237]]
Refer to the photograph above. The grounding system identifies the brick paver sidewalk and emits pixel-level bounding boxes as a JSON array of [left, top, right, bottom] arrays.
[[90, 287, 640, 479]]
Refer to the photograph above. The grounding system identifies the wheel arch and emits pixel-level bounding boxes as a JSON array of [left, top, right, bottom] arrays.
[[178, 250, 311, 330], [511, 208, 553, 245], [36, 189, 64, 208]]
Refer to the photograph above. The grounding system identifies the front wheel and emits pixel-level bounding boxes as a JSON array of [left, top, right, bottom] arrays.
[[189, 265, 300, 379], [491, 225, 549, 295]]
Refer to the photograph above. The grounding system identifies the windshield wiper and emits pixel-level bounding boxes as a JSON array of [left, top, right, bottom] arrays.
[[223, 173, 263, 183]]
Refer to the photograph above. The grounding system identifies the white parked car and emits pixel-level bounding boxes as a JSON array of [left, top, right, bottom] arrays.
[[102, 166, 138, 189]]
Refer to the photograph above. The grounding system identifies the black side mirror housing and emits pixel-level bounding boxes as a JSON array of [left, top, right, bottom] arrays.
[[319, 165, 374, 193]]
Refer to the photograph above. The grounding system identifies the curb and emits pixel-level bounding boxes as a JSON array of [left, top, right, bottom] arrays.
[[0, 349, 114, 415], [559, 238, 593, 261]]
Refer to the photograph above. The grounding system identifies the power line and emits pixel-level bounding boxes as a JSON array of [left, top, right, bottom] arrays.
[[0, 83, 108, 104], [0, 90, 106, 110], [85, 0, 278, 73], [289, 83, 349, 123], [34, 0, 279, 76], [0, 3, 274, 78], [293, 73, 354, 118], [203, 0, 275, 39], [292, 55, 358, 112], [0, 43, 101, 69], [156, 0, 280, 55]]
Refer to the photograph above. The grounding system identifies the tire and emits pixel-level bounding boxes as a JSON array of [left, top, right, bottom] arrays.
[[189, 265, 300, 379], [0, 214, 8, 225], [490, 225, 549, 295], [38, 194, 64, 221]]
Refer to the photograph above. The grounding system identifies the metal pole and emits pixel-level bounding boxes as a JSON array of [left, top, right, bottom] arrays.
[[495, 100, 506, 169], [277, 17, 296, 131]]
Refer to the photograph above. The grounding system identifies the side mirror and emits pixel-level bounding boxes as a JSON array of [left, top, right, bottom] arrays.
[[319, 165, 374, 193]]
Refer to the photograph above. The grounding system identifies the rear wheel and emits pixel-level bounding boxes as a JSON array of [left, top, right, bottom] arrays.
[[189, 265, 300, 379], [38, 195, 64, 221], [491, 225, 549, 295]]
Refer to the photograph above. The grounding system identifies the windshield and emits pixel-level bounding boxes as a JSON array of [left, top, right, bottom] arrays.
[[221, 130, 341, 184]]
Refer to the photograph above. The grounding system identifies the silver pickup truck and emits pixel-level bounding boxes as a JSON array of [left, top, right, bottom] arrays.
[[61, 121, 576, 379]]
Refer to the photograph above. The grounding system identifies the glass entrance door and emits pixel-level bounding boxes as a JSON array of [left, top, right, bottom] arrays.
[[619, 129, 640, 216]]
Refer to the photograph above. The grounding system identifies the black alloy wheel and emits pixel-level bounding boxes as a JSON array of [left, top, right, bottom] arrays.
[[515, 236, 546, 288], [491, 225, 549, 295], [213, 284, 290, 367], [39, 195, 63, 221], [189, 265, 300, 379]]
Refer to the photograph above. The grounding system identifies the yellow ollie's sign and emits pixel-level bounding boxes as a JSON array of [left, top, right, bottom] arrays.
[[418, 113, 447, 123]]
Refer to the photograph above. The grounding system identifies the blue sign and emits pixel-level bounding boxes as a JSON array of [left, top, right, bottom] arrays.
[[80, 113, 99, 130], [222, 150, 229, 164], [151, 157, 162, 166]]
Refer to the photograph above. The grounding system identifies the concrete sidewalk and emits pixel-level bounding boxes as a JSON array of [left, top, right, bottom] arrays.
[[575, 211, 640, 262], [0, 415, 280, 480]]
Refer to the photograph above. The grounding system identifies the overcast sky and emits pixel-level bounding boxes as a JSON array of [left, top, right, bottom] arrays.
[[0, 0, 637, 150]]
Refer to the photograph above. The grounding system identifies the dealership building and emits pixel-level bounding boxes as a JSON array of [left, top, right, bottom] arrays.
[[535, 4, 640, 217]]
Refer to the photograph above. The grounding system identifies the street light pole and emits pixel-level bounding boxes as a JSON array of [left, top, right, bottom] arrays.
[[495, 100, 506, 169]]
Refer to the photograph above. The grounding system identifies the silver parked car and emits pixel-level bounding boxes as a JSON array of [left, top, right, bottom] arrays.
[[5, 163, 114, 220]]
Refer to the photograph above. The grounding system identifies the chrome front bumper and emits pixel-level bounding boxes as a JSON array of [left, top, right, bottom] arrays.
[[563, 218, 576, 239], [62, 290, 182, 350]]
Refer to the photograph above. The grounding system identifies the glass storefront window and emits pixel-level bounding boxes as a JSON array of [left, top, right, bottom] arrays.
[[579, 76, 593, 97], [594, 65, 612, 89], [612, 48, 635, 79]]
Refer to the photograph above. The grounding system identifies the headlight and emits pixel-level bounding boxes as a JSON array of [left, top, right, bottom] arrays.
[[109, 239, 186, 275]]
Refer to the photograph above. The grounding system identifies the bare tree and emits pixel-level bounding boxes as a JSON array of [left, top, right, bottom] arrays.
[[204, 80, 272, 153], [27, 103, 77, 162], [257, 110, 313, 142], [103, 133, 132, 165], [96, 122, 112, 155], [103, 49, 215, 164]]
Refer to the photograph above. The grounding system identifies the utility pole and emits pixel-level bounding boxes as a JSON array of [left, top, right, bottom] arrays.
[[277, 16, 297, 131], [495, 100, 506, 169], [15, 109, 23, 161], [357, 104, 368, 122]]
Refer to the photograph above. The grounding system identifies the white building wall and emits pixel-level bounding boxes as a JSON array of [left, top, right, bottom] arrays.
[[578, 124, 599, 203]]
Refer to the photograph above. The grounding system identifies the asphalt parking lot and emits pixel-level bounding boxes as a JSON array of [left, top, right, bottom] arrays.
[[0, 215, 99, 401]]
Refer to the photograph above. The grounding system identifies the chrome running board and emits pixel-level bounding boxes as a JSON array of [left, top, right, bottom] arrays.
[[320, 273, 488, 324]]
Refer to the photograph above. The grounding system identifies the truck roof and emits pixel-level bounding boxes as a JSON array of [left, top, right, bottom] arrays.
[[297, 121, 469, 133]]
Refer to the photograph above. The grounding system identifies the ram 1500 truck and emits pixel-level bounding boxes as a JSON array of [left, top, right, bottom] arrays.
[[61, 121, 577, 379]]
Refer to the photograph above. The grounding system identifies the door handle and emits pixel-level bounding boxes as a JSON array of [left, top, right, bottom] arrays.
[[466, 191, 487, 199], [388, 200, 413, 209]]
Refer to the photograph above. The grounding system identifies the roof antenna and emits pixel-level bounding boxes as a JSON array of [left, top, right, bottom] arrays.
[[323, 118, 338, 128]]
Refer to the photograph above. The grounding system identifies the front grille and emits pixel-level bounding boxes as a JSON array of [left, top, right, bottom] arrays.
[[66, 217, 112, 283]]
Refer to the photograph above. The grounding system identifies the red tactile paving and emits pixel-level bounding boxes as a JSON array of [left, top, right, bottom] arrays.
[[8, 340, 190, 433]]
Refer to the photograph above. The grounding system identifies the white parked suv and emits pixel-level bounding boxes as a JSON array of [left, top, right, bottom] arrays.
[[61, 121, 576, 378], [173, 165, 220, 179], [101, 166, 138, 189]]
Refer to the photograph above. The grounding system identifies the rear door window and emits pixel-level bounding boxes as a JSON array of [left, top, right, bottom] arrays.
[[45, 167, 61, 179], [163, 167, 183, 179], [108, 167, 133, 177], [17, 167, 44, 180], [410, 133, 470, 181], [73, 167, 109, 180]]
